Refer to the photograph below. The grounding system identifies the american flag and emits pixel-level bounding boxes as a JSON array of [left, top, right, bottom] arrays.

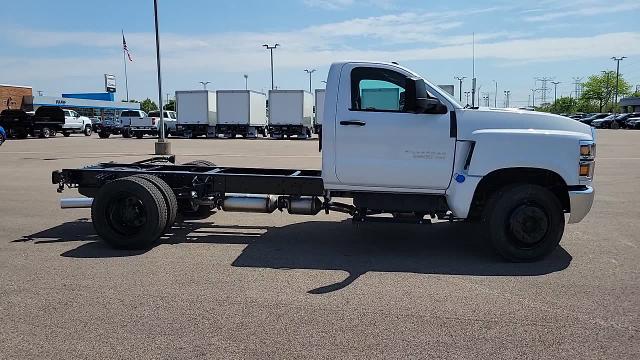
[[122, 34, 133, 62]]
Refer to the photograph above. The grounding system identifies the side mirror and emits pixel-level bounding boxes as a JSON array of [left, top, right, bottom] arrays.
[[416, 98, 448, 114]]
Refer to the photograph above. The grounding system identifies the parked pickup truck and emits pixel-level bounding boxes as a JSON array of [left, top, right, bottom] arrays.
[[61, 109, 93, 136], [120, 110, 176, 139], [52, 61, 596, 262]]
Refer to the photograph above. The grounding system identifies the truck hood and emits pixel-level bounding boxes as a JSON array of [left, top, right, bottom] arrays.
[[456, 108, 594, 140]]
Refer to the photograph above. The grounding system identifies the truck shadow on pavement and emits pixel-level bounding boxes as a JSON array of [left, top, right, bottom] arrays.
[[18, 218, 573, 294]]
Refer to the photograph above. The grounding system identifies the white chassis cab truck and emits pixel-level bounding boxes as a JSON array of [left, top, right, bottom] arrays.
[[53, 61, 596, 262]]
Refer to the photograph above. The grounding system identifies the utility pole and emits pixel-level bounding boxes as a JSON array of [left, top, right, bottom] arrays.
[[531, 89, 537, 107], [504, 90, 511, 108], [199, 81, 211, 90], [612, 56, 626, 115], [551, 81, 560, 103], [572, 77, 583, 98], [454, 76, 466, 101], [152, 0, 169, 155], [535, 77, 552, 104], [262, 43, 280, 90], [471, 32, 476, 108], [243, 74, 248, 90], [492, 80, 497, 107], [601, 70, 611, 111], [304, 69, 316, 93], [464, 91, 471, 106]]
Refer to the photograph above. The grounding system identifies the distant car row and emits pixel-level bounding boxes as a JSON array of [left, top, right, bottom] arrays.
[[564, 112, 640, 129], [0, 106, 92, 139]]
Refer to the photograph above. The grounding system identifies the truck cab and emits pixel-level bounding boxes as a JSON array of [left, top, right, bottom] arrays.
[[61, 109, 92, 136]]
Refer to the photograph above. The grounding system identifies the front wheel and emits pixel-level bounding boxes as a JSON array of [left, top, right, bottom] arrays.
[[483, 184, 564, 262], [98, 132, 111, 139], [39, 127, 51, 138], [84, 125, 92, 136]]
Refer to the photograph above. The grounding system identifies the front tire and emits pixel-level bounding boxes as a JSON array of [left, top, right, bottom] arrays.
[[98, 132, 111, 139], [39, 127, 51, 138], [483, 184, 564, 262], [91, 177, 168, 250], [84, 125, 92, 136]]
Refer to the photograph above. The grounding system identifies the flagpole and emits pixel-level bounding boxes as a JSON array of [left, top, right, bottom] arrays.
[[122, 29, 129, 102]]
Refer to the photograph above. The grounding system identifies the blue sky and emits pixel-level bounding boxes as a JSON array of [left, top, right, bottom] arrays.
[[1, 0, 639, 106]]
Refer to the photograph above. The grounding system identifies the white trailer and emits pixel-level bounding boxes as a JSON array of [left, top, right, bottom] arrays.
[[268, 90, 314, 139], [314, 89, 325, 135], [216, 90, 268, 138], [175, 90, 217, 138]]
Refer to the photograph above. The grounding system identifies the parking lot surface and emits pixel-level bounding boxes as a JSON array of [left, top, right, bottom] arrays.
[[1, 131, 638, 359]]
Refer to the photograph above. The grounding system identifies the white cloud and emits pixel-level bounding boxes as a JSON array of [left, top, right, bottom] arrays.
[[524, 1, 640, 22]]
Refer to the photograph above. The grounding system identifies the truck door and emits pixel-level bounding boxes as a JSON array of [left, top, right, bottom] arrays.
[[334, 65, 456, 190]]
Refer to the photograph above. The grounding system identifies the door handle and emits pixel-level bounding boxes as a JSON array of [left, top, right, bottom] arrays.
[[340, 120, 366, 126]]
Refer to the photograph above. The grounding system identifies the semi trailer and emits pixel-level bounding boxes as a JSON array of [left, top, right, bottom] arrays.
[[175, 90, 217, 138], [52, 61, 596, 262], [268, 90, 314, 139], [216, 90, 268, 138]]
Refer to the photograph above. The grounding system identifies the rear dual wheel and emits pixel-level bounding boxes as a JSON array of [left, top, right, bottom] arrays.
[[91, 175, 177, 250]]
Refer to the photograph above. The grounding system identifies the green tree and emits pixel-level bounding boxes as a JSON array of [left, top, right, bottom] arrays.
[[140, 98, 158, 113], [543, 96, 577, 114], [580, 71, 631, 112], [163, 99, 176, 111]]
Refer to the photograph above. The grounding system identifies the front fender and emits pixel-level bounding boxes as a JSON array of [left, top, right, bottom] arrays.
[[467, 129, 591, 186]]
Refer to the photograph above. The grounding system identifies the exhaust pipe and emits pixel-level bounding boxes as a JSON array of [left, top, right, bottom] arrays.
[[60, 197, 93, 209]]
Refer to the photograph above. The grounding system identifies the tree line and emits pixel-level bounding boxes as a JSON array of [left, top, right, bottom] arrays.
[[121, 98, 175, 113], [538, 71, 637, 114]]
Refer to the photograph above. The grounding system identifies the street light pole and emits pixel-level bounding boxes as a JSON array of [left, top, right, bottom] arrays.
[[153, 0, 170, 155], [262, 44, 280, 90], [199, 81, 211, 90], [531, 89, 536, 108], [464, 91, 471, 106], [454, 76, 466, 102], [493, 80, 497, 107], [504, 90, 511, 108], [243, 74, 248, 90], [304, 69, 316, 93], [612, 56, 626, 115], [551, 81, 560, 103]]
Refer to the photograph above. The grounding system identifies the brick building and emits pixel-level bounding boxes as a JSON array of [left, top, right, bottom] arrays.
[[0, 84, 33, 110]]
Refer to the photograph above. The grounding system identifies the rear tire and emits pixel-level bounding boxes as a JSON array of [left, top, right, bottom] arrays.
[[91, 177, 167, 250], [482, 184, 564, 262], [98, 132, 111, 139], [122, 128, 132, 138], [135, 132, 144, 139], [63, 132, 71, 137], [39, 127, 51, 138], [129, 174, 177, 233]]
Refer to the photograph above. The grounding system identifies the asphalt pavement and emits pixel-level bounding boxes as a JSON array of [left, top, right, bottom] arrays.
[[0, 131, 638, 359]]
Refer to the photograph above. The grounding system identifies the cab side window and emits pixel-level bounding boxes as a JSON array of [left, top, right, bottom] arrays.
[[350, 67, 414, 112]]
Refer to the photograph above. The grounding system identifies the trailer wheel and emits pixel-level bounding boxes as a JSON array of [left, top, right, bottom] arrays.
[[482, 184, 564, 262], [129, 174, 177, 232], [98, 132, 111, 139], [84, 125, 92, 136], [39, 127, 51, 138], [91, 177, 167, 250]]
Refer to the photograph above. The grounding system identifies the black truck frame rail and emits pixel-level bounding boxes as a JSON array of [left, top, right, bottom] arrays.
[[53, 156, 324, 198]]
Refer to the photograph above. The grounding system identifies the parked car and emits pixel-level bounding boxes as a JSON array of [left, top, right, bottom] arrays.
[[146, 110, 177, 137], [95, 119, 125, 138], [118, 110, 147, 138], [579, 113, 609, 126], [0, 106, 65, 138], [625, 117, 640, 129], [0, 125, 6, 145], [61, 109, 93, 136], [592, 113, 639, 129]]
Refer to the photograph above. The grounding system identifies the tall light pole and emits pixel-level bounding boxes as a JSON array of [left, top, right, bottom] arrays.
[[464, 91, 471, 106], [263, 43, 280, 90], [243, 74, 248, 90], [612, 56, 626, 114], [551, 81, 560, 103], [153, 0, 170, 155], [492, 80, 497, 107], [199, 81, 211, 90], [304, 69, 316, 93], [504, 90, 511, 108], [454, 76, 466, 102]]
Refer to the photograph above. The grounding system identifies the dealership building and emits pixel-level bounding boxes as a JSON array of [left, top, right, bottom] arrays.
[[1, 83, 139, 121]]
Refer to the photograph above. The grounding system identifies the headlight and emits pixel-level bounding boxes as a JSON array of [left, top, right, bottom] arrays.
[[580, 143, 596, 159], [579, 141, 596, 179]]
